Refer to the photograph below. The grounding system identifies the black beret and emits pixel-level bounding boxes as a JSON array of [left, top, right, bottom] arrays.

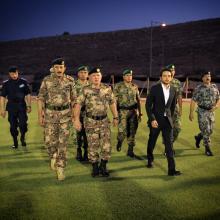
[[166, 64, 175, 70], [201, 71, 211, 78], [77, 66, 89, 72], [88, 67, 101, 75], [123, 69, 133, 76], [51, 58, 65, 66], [8, 66, 18, 73]]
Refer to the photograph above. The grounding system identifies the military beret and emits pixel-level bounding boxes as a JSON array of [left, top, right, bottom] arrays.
[[8, 66, 18, 73], [51, 58, 65, 66], [123, 69, 133, 76], [166, 64, 175, 70], [77, 66, 89, 72], [201, 71, 211, 78], [88, 67, 101, 75]]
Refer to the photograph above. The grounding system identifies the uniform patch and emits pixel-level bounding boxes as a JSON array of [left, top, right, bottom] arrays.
[[19, 84, 25, 88]]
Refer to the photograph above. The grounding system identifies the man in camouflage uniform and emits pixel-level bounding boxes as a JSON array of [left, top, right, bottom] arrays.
[[75, 66, 89, 161], [74, 67, 118, 177], [167, 64, 183, 143], [114, 69, 142, 157], [38, 58, 76, 181], [189, 71, 219, 156]]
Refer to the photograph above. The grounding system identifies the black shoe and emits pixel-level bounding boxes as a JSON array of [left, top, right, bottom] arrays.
[[195, 135, 202, 148], [76, 148, 83, 161], [11, 145, 18, 149], [205, 149, 213, 156], [12, 137, 18, 149], [116, 141, 122, 152], [127, 151, 135, 158], [99, 160, 109, 177], [168, 170, 181, 176], [147, 161, 153, 168], [92, 162, 99, 177]]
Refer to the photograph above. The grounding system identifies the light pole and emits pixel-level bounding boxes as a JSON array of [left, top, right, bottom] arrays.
[[147, 21, 166, 94], [149, 21, 166, 78]]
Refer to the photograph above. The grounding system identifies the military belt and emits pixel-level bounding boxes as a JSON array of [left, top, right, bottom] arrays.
[[45, 104, 70, 111], [198, 105, 212, 111], [118, 103, 137, 110], [86, 113, 107, 120]]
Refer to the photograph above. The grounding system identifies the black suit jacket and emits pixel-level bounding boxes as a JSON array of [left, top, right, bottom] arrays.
[[145, 82, 177, 128]]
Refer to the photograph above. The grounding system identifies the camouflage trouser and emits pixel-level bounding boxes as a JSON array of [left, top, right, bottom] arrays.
[[117, 109, 138, 147], [44, 122, 70, 168], [76, 116, 88, 149], [84, 117, 111, 163], [172, 106, 181, 142], [197, 109, 215, 147], [70, 126, 77, 147]]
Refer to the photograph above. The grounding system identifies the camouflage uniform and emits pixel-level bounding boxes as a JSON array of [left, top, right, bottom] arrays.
[[75, 79, 89, 160], [38, 74, 76, 168], [192, 84, 219, 149], [76, 83, 115, 163], [170, 78, 182, 142], [114, 81, 140, 154]]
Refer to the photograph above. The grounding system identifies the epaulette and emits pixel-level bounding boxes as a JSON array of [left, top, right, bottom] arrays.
[[44, 75, 51, 80], [131, 82, 138, 88], [20, 78, 28, 83], [3, 79, 9, 84], [102, 83, 111, 88], [66, 75, 75, 82], [212, 83, 217, 88]]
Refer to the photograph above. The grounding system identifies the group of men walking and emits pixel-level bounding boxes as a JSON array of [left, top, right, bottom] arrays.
[[0, 58, 219, 181]]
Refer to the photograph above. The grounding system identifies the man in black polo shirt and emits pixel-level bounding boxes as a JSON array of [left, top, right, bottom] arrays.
[[0, 66, 31, 148]]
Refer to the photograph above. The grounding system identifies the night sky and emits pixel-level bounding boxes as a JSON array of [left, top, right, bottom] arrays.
[[1, 0, 220, 42]]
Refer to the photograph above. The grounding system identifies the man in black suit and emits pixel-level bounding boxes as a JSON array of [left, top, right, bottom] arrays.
[[145, 68, 181, 176]]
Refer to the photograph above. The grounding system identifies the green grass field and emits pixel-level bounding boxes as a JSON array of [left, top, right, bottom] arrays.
[[0, 102, 220, 220]]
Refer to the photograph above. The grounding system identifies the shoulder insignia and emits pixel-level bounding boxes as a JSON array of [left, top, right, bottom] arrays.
[[66, 75, 75, 82], [20, 77, 28, 82], [3, 79, 9, 84]]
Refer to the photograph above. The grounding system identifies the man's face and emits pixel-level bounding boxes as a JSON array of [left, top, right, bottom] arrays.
[[89, 72, 102, 85], [160, 71, 172, 85], [202, 74, 211, 84], [9, 71, 19, 80], [78, 70, 88, 81], [53, 64, 66, 77], [123, 74, 132, 83]]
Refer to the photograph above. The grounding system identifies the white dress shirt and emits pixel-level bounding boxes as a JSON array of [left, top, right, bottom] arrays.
[[161, 83, 170, 115]]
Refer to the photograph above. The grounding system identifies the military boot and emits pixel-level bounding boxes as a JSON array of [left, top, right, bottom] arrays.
[[83, 149, 89, 161], [91, 162, 99, 177], [20, 134, 26, 147], [12, 136, 18, 149], [99, 159, 109, 177], [76, 148, 83, 161], [56, 167, 65, 181], [127, 145, 135, 158], [195, 134, 203, 148], [205, 146, 213, 156], [116, 140, 122, 152]]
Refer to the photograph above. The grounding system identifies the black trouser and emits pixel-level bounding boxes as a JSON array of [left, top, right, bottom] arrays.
[[8, 109, 28, 138], [147, 117, 175, 171], [76, 116, 88, 150]]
